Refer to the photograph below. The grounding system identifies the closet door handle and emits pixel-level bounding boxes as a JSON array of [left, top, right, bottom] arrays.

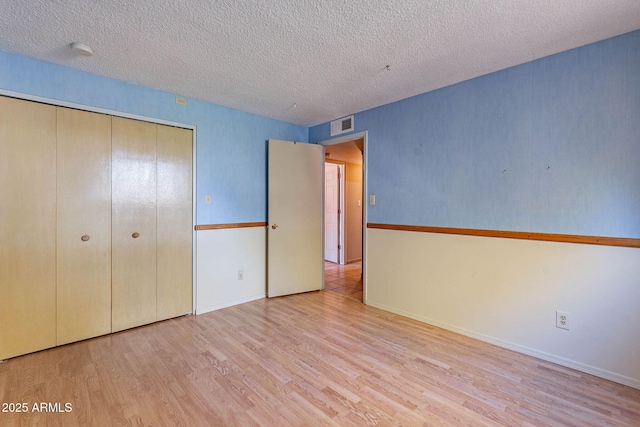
[[132, 232, 140, 238], [81, 235, 90, 242]]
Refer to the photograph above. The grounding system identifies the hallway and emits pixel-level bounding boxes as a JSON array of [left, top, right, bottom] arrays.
[[324, 261, 362, 301]]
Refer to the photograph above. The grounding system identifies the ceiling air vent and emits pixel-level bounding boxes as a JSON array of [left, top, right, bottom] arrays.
[[330, 115, 354, 136]]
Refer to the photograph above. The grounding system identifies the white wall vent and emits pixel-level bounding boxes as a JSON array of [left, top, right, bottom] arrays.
[[330, 115, 354, 136]]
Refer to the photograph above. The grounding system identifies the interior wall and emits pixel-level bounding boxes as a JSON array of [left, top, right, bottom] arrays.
[[345, 162, 363, 263], [310, 30, 640, 239], [367, 228, 640, 388]]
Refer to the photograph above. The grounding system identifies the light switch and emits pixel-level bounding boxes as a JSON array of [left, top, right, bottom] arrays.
[[357, 200, 361, 207], [204, 195, 212, 205], [369, 195, 375, 205]]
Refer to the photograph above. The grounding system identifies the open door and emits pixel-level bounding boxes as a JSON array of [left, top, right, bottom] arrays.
[[267, 139, 323, 297]]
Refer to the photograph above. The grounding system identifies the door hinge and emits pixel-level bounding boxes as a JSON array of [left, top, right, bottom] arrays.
[[338, 245, 341, 250], [338, 209, 341, 214]]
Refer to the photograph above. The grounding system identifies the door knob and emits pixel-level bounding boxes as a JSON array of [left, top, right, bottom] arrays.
[[271, 224, 278, 229], [132, 232, 140, 238], [81, 235, 90, 242]]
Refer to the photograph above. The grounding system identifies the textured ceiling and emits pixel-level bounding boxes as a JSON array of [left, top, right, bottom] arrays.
[[1, 1, 639, 127]]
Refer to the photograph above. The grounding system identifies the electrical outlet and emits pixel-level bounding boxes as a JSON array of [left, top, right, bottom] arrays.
[[237, 270, 244, 280], [556, 310, 570, 330], [204, 195, 212, 205]]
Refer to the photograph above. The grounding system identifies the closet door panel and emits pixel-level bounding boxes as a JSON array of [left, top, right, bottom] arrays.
[[156, 125, 193, 321], [56, 107, 112, 345], [111, 117, 157, 332], [0, 97, 57, 359]]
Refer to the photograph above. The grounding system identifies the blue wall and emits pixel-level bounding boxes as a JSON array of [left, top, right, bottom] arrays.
[[0, 51, 308, 225], [310, 31, 640, 239]]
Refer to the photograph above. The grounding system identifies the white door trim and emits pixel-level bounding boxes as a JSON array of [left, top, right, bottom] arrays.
[[324, 162, 339, 263], [338, 163, 345, 265]]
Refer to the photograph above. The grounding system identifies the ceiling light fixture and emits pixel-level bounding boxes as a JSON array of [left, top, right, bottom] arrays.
[[70, 42, 93, 56]]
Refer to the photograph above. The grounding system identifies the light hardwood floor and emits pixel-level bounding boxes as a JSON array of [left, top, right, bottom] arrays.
[[324, 261, 363, 302], [1, 290, 639, 426]]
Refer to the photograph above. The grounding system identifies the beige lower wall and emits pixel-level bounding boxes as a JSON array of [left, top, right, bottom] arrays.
[[196, 227, 266, 314], [366, 228, 640, 388]]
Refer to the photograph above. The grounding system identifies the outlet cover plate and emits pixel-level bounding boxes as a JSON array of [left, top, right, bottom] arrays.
[[556, 310, 570, 330]]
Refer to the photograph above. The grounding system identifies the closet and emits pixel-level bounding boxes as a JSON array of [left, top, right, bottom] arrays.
[[0, 96, 193, 360]]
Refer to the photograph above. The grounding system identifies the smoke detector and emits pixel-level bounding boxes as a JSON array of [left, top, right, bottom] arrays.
[[70, 42, 93, 56]]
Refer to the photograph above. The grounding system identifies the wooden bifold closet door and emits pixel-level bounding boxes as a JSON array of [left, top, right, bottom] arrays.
[[156, 125, 193, 321], [111, 118, 193, 332], [56, 107, 112, 345], [0, 97, 57, 360], [0, 96, 193, 359], [111, 117, 159, 332]]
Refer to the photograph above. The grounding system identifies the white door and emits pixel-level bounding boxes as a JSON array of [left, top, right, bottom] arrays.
[[267, 139, 324, 297], [324, 162, 339, 263]]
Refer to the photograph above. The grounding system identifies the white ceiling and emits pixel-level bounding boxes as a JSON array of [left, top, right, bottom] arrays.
[[1, 1, 639, 127]]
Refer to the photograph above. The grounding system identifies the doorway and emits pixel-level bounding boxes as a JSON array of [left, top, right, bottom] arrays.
[[321, 133, 366, 302]]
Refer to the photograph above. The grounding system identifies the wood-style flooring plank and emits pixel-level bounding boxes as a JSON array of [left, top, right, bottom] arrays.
[[1, 290, 639, 426]]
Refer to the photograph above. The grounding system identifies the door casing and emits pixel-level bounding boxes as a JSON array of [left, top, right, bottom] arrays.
[[324, 162, 345, 264]]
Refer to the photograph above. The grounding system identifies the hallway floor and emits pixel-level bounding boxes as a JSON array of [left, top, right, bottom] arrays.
[[324, 260, 362, 301]]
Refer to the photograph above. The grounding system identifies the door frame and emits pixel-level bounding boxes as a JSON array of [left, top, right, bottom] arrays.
[[319, 131, 368, 303], [0, 88, 198, 314], [324, 161, 345, 264]]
